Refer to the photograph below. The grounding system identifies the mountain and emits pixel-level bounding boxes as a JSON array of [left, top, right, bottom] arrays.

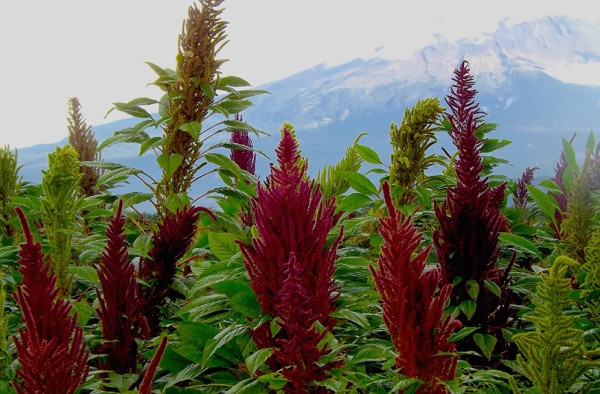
[[17, 16, 600, 196]]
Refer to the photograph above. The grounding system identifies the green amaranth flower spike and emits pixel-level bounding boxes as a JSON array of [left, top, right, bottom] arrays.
[[0, 145, 21, 241], [40, 145, 82, 297], [316, 133, 364, 200], [389, 98, 445, 206], [513, 256, 596, 393]]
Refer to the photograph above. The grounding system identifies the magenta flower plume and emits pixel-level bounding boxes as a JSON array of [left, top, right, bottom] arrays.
[[139, 336, 168, 394], [139, 205, 212, 332], [514, 167, 538, 209], [275, 253, 333, 392], [370, 182, 461, 392], [434, 61, 511, 344], [230, 114, 256, 176], [12, 207, 89, 394], [239, 127, 342, 390], [94, 200, 150, 373]]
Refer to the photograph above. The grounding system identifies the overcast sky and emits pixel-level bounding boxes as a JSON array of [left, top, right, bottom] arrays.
[[1, 1, 598, 149]]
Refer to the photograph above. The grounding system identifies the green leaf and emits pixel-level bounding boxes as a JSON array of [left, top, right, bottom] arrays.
[[110, 101, 154, 119], [230, 291, 261, 319], [466, 279, 480, 301], [121, 192, 154, 209], [205, 153, 243, 180], [202, 324, 247, 365], [336, 193, 372, 213], [165, 193, 190, 214], [180, 121, 202, 140], [211, 280, 254, 299], [473, 333, 497, 360], [355, 144, 382, 165], [218, 76, 251, 88], [208, 232, 240, 261], [139, 136, 164, 156], [484, 279, 502, 298], [72, 300, 92, 327], [157, 153, 183, 178], [333, 309, 371, 330], [449, 326, 479, 342], [586, 131, 596, 152], [200, 84, 215, 100], [459, 299, 477, 320], [342, 171, 378, 195], [257, 373, 287, 390], [498, 232, 541, 257], [526, 184, 559, 224], [245, 348, 273, 376], [68, 266, 99, 285]]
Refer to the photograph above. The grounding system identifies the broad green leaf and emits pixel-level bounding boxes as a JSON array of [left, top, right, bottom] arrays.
[[165, 193, 191, 214], [157, 153, 183, 178], [586, 131, 596, 152], [224, 378, 264, 394], [211, 280, 254, 299], [139, 136, 164, 156], [449, 326, 479, 342], [355, 144, 382, 165], [200, 83, 215, 100], [526, 185, 559, 224], [208, 232, 240, 261], [230, 291, 261, 319], [68, 266, 99, 285], [110, 101, 154, 119], [336, 193, 372, 213], [498, 232, 541, 258], [484, 279, 502, 298], [257, 373, 287, 390], [459, 299, 477, 320], [473, 333, 497, 360], [218, 75, 251, 88], [466, 279, 480, 301], [342, 171, 378, 195], [180, 121, 202, 140], [202, 324, 247, 365], [245, 348, 274, 376], [205, 152, 243, 180], [72, 300, 92, 327], [333, 309, 371, 330], [120, 192, 154, 208]]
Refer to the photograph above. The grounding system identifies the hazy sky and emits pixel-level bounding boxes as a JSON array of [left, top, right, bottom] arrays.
[[1, 1, 598, 148]]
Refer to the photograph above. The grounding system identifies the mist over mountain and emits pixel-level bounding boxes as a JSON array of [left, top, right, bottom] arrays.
[[18, 16, 600, 195]]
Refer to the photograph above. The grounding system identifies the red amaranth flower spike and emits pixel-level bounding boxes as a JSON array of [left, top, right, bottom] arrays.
[[95, 200, 150, 373], [239, 127, 342, 391], [514, 167, 538, 209], [12, 207, 89, 394], [434, 61, 514, 364], [230, 114, 256, 176], [139, 205, 213, 332], [371, 182, 460, 392], [139, 336, 168, 394]]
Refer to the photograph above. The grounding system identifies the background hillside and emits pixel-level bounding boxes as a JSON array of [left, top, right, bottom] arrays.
[[16, 16, 600, 193]]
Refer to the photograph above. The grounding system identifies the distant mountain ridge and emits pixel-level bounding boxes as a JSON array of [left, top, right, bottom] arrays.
[[17, 15, 600, 192]]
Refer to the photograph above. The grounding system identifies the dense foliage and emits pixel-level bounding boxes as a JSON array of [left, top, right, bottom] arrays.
[[0, 1, 599, 393]]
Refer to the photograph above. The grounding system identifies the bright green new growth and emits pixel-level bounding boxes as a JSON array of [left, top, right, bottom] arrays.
[[41, 145, 82, 296], [389, 98, 445, 205], [584, 228, 600, 290], [0, 145, 21, 241], [560, 154, 597, 263], [316, 133, 364, 200], [513, 256, 594, 393]]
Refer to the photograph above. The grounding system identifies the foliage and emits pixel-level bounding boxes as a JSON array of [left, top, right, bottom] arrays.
[[0, 3, 598, 393], [513, 256, 597, 393]]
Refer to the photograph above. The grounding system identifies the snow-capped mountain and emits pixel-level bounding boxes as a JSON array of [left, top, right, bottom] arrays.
[[17, 16, 600, 191]]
